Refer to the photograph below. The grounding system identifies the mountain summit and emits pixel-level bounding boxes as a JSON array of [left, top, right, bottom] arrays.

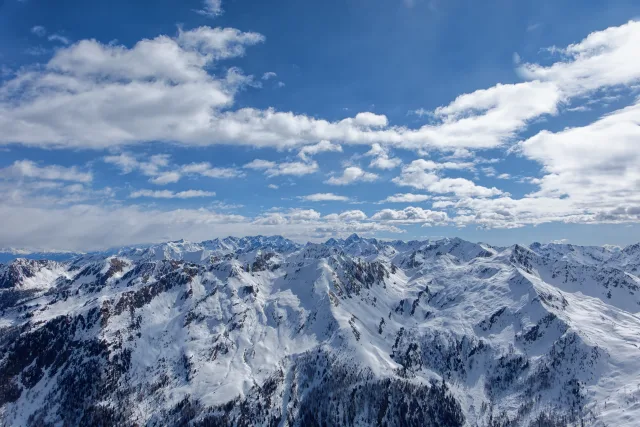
[[1, 236, 639, 426]]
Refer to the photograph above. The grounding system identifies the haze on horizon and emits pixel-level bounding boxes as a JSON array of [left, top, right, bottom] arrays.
[[1, 0, 640, 251]]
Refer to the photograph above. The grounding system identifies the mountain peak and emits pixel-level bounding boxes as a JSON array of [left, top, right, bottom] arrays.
[[2, 236, 640, 425], [345, 233, 362, 243]]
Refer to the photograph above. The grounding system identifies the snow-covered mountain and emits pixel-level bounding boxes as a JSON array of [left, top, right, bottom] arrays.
[[1, 235, 640, 426]]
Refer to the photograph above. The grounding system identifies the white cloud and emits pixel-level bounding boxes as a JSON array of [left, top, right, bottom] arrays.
[[0, 204, 247, 251], [3, 21, 640, 155], [430, 81, 562, 151], [48, 34, 70, 45], [519, 20, 640, 97], [0, 26, 264, 149], [0, 160, 92, 183], [4, 21, 640, 238], [197, 0, 223, 17], [104, 153, 141, 174], [353, 112, 388, 128], [0, 178, 114, 207], [370, 155, 402, 170], [254, 208, 321, 224], [365, 143, 402, 170], [300, 193, 349, 202], [31, 26, 46, 37], [405, 159, 475, 171], [105, 153, 173, 183], [244, 159, 318, 177], [513, 52, 521, 65], [382, 193, 431, 203], [176, 26, 263, 59], [105, 154, 241, 184], [268, 161, 318, 177], [371, 207, 449, 225], [392, 159, 501, 198], [268, 184, 278, 189], [516, 99, 640, 215], [409, 108, 431, 117], [298, 140, 342, 160], [262, 71, 277, 80], [428, 177, 504, 198], [243, 159, 276, 170], [0, 184, 404, 250], [482, 166, 496, 177], [209, 201, 243, 210], [149, 171, 182, 185], [444, 148, 474, 159], [129, 189, 216, 199], [180, 162, 243, 178], [324, 210, 367, 222], [326, 166, 378, 185]]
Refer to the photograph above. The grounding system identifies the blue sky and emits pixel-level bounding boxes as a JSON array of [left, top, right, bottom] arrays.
[[1, 0, 640, 251]]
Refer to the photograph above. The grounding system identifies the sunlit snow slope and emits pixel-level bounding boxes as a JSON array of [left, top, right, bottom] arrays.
[[1, 236, 640, 426]]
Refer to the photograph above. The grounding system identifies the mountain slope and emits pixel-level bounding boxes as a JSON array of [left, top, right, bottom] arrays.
[[1, 236, 640, 426]]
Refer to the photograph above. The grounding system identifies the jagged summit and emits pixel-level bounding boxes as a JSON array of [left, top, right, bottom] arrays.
[[1, 236, 640, 426]]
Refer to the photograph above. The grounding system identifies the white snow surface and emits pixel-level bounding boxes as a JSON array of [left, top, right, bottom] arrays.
[[1, 235, 640, 426]]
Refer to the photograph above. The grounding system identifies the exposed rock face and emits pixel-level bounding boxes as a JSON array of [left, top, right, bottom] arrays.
[[1, 235, 639, 426]]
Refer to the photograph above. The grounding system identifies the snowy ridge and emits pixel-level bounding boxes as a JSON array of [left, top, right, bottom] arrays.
[[1, 235, 640, 426]]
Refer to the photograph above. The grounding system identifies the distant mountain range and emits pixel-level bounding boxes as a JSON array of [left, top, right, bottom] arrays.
[[1, 235, 640, 426]]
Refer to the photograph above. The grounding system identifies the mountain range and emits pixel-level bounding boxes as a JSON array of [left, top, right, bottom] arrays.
[[1, 235, 640, 426]]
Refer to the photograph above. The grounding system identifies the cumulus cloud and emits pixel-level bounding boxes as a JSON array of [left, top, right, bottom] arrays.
[[353, 112, 388, 128], [0, 26, 264, 149], [244, 159, 276, 170], [300, 193, 350, 202], [382, 193, 431, 203], [370, 155, 402, 170], [371, 207, 450, 225], [262, 71, 277, 80], [149, 171, 182, 185], [252, 208, 321, 225], [326, 167, 378, 185], [392, 159, 501, 198], [365, 143, 402, 170], [244, 159, 318, 177], [514, 100, 640, 218], [324, 210, 367, 221], [3, 21, 640, 155], [519, 20, 640, 97], [298, 140, 343, 160], [265, 161, 318, 176], [3, 20, 640, 243], [428, 178, 504, 198]]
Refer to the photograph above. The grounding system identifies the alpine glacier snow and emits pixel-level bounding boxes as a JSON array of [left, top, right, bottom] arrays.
[[1, 235, 640, 426]]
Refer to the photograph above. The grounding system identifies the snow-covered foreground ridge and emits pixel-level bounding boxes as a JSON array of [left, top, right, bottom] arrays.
[[2, 235, 640, 426]]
